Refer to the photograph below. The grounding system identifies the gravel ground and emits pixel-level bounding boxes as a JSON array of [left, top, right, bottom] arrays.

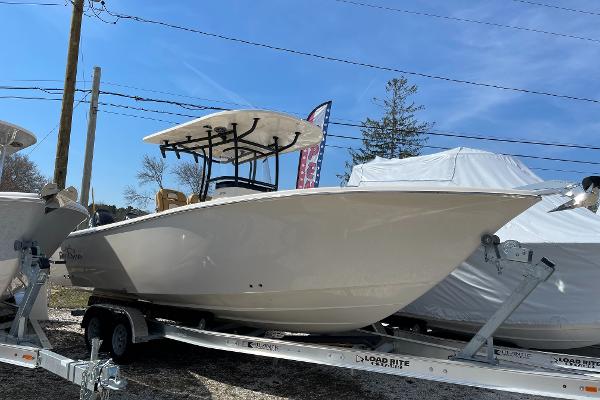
[[0, 309, 554, 400]]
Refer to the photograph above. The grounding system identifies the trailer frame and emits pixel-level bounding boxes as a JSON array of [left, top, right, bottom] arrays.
[[0, 241, 125, 399]]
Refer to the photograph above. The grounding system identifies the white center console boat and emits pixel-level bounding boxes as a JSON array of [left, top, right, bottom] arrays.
[[61, 109, 540, 333]]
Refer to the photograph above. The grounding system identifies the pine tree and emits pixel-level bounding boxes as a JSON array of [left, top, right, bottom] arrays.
[[339, 77, 433, 184]]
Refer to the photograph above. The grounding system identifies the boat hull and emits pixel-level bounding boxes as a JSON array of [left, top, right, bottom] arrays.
[[0, 192, 88, 298], [0, 193, 45, 296], [63, 187, 538, 332]]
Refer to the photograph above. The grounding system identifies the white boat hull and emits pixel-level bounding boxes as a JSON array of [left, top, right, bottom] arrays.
[[0, 193, 45, 296], [0, 191, 88, 298], [63, 187, 538, 332]]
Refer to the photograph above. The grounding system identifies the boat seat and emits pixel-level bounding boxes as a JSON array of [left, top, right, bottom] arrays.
[[156, 189, 187, 212], [187, 193, 200, 204]]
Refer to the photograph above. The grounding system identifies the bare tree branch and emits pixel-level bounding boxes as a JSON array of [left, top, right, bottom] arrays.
[[136, 154, 167, 189], [0, 154, 49, 192], [123, 185, 153, 209], [172, 161, 204, 195]]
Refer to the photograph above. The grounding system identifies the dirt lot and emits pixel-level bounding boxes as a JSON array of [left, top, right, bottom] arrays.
[[0, 306, 554, 400]]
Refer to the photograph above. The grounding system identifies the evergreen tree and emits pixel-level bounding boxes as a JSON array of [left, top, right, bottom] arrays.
[[339, 77, 433, 184]]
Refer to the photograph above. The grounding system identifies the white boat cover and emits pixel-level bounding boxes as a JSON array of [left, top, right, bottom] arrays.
[[349, 147, 600, 329]]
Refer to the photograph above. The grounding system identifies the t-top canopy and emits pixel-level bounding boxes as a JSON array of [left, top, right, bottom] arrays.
[[0, 120, 36, 155], [143, 110, 324, 163]]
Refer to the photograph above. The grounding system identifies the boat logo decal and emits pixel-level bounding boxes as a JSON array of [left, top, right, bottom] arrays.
[[246, 341, 279, 352], [60, 246, 83, 262], [355, 354, 410, 369]]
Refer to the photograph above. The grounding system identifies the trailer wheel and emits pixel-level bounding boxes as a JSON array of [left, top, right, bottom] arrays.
[[84, 313, 108, 351], [109, 317, 134, 363]]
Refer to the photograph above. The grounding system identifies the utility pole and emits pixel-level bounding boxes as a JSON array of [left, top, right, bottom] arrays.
[[80, 66, 101, 208], [53, 0, 85, 189]]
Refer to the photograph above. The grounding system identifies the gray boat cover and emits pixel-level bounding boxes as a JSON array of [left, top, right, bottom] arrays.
[[349, 147, 600, 328]]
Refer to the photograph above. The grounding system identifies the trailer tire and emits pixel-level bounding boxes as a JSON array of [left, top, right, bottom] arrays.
[[84, 313, 109, 351], [109, 316, 134, 363]]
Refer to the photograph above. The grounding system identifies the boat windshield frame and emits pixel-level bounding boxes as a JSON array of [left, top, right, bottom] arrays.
[[158, 117, 303, 201]]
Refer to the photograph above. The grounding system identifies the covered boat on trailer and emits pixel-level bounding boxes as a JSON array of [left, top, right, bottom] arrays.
[[349, 147, 600, 349]]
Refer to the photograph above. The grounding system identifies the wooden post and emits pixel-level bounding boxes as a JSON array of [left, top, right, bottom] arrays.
[[79, 66, 101, 207], [53, 0, 85, 189]]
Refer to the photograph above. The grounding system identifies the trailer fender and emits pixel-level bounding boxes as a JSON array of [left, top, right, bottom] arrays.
[[83, 304, 150, 343]]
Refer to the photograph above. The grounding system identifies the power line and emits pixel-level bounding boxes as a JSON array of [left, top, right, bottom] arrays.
[[99, 94, 600, 152], [27, 91, 90, 155], [98, 101, 200, 119], [0, 1, 63, 5], [92, 4, 600, 106], [62, 80, 600, 147], [330, 122, 600, 151], [327, 142, 600, 175], [334, 0, 600, 44], [0, 79, 265, 108], [0, 85, 71, 95], [100, 81, 255, 109], [5, 84, 600, 152], [94, 103, 600, 167], [99, 90, 228, 111], [4, 85, 600, 165], [0, 95, 62, 101], [0, 85, 227, 112], [530, 166, 600, 175], [100, 109, 178, 124], [10, 78, 600, 144], [327, 134, 600, 166], [511, 0, 600, 17]]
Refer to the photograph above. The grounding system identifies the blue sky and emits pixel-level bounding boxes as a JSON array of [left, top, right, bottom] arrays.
[[2, 0, 600, 207]]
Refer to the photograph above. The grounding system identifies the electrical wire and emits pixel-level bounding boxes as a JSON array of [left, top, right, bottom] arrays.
[[334, 0, 600, 44], [5, 84, 600, 152], [511, 0, 600, 17], [329, 123, 600, 151], [99, 81, 255, 109], [327, 142, 600, 175], [91, 4, 600, 105], [0, 95, 62, 101], [98, 90, 228, 111], [0, 1, 64, 5], [326, 134, 600, 165], [26, 91, 90, 155], [100, 109, 177, 124], [4, 85, 600, 166], [98, 101, 200, 119]]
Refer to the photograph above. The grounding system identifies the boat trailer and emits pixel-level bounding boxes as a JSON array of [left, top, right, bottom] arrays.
[[81, 235, 600, 400], [0, 241, 125, 400]]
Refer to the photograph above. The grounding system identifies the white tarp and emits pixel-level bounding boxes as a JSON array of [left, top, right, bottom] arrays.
[[349, 147, 600, 348]]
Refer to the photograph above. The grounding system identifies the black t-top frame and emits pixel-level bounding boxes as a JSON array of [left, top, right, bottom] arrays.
[[158, 117, 302, 201]]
